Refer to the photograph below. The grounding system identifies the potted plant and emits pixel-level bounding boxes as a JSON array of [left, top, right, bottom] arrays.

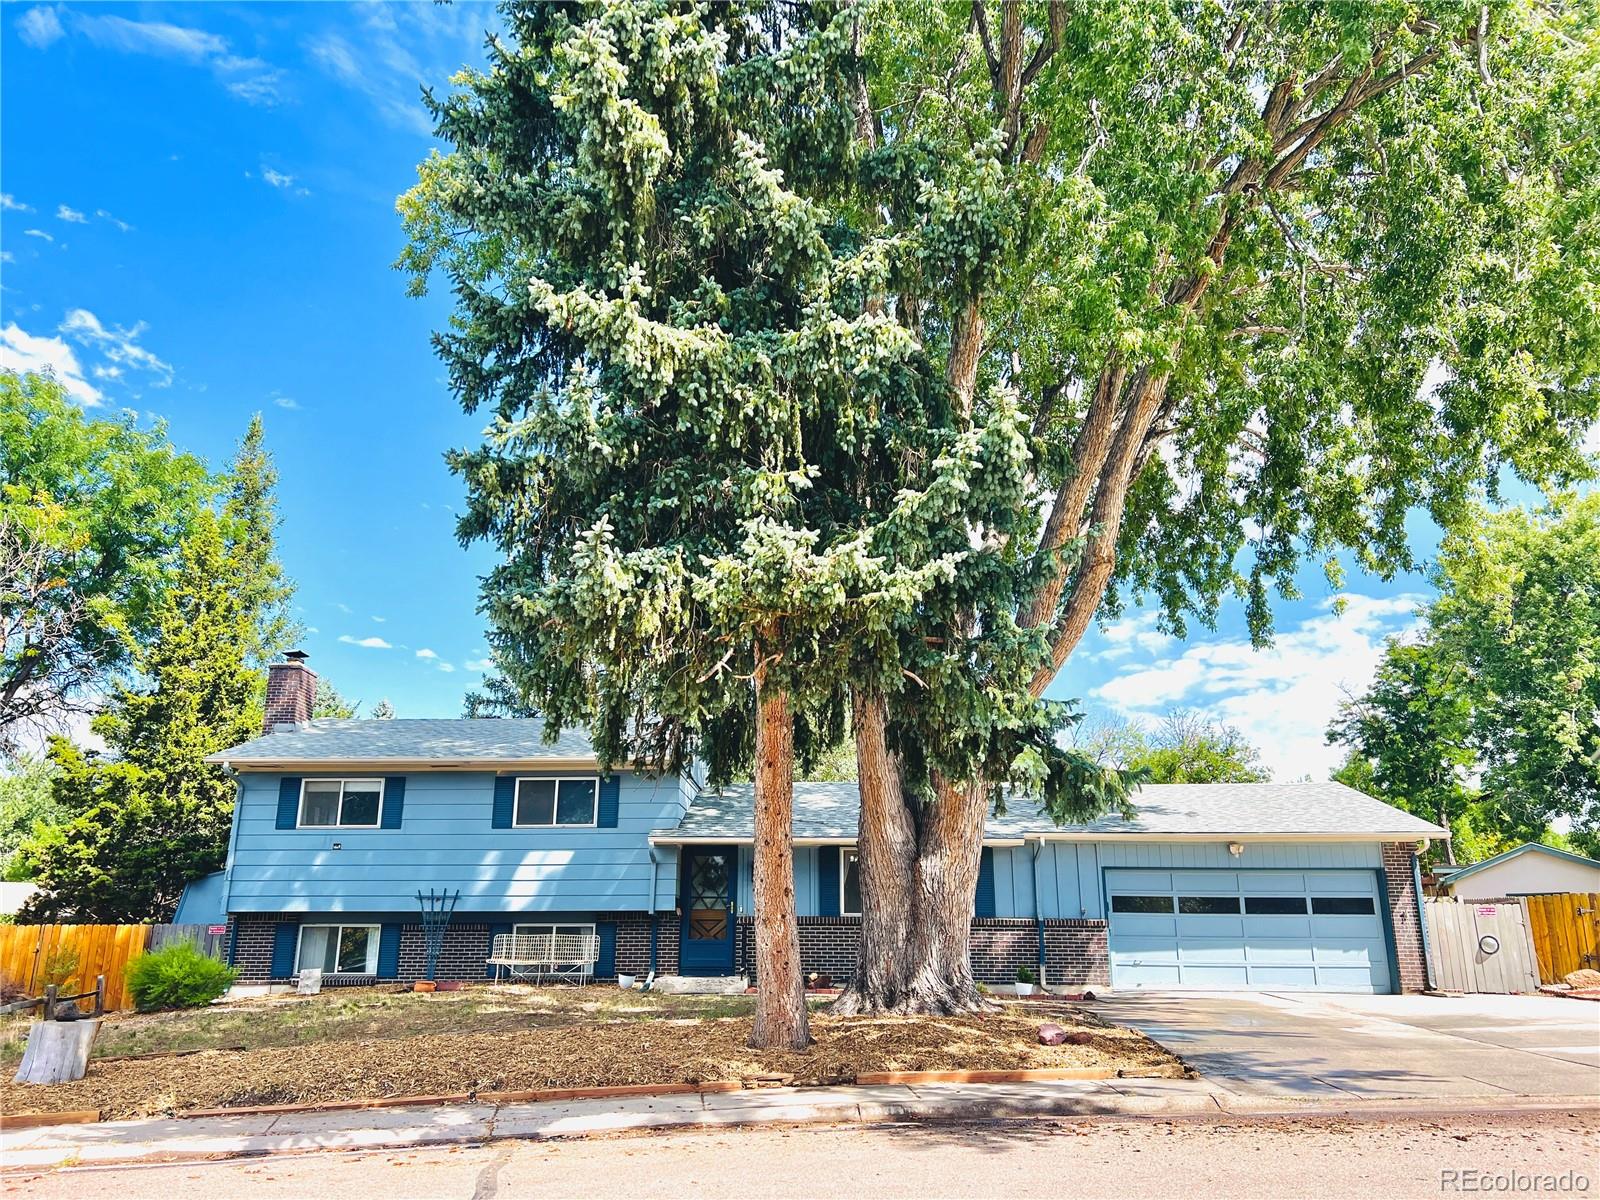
[[1014, 965, 1038, 997]]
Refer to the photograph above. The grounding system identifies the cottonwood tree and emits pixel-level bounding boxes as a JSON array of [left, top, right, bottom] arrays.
[[0, 372, 210, 752], [398, 2, 1100, 1045], [835, 0, 1599, 1012]]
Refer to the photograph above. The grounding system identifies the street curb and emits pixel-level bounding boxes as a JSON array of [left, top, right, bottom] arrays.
[[6, 1086, 1597, 1173]]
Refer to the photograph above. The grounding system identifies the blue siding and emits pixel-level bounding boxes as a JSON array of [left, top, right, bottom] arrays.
[[173, 870, 227, 925], [228, 771, 685, 914]]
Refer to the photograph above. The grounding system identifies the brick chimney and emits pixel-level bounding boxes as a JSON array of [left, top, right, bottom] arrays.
[[263, 650, 316, 734]]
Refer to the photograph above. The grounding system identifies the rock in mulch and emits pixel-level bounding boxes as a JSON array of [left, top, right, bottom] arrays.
[[2, 1007, 1175, 1121]]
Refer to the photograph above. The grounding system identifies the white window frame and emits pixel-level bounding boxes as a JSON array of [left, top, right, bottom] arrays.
[[512, 776, 600, 828], [295, 923, 380, 975], [297, 778, 385, 829], [841, 848, 861, 917]]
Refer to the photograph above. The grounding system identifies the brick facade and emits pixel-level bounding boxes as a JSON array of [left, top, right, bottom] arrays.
[[1381, 841, 1429, 992], [261, 658, 315, 733], [229, 913, 680, 983], [734, 915, 1110, 988]]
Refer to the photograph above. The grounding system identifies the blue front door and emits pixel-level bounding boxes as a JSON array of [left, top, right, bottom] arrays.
[[679, 848, 735, 976]]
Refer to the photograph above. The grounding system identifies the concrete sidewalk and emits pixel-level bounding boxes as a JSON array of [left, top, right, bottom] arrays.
[[5, 1077, 1595, 1171]]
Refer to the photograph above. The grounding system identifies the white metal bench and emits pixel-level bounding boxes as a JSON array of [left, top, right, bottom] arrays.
[[487, 932, 599, 985]]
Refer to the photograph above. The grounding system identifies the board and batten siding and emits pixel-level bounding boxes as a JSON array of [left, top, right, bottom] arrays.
[[226, 771, 681, 913]]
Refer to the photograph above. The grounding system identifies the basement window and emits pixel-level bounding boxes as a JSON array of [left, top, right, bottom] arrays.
[[297, 924, 379, 975]]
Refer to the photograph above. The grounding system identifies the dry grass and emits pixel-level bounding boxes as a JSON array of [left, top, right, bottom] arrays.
[[0, 986, 1176, 1120]]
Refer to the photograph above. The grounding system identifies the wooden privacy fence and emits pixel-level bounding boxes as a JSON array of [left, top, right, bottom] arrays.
[[1423, 899, 1540, 993], [0, 922, 226, 1011], [1524, 892, 1600, 983]]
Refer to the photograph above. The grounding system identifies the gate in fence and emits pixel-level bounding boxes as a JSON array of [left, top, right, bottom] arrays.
[[1423, 899, 1540, 993]]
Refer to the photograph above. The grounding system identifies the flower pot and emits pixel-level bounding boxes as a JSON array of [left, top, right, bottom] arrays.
[[413, 980, 437, 993], [617, 974, 637, 990], [436, 980, 463, 992], [1013, 982, 1036, 997]]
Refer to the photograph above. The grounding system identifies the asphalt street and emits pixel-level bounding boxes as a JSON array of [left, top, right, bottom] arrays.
[[7, 1110, 1597, 1200]]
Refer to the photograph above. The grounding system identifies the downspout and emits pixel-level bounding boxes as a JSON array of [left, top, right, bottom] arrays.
[[1412, 842, 1436, 992], [1031, 838, 1047, 988]]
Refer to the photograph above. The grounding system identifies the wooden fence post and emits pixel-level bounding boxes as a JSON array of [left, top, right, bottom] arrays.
[[43, 984, 57, 1021]]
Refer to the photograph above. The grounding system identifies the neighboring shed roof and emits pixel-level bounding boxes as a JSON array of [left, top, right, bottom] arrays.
[[1433, 842, 1600, 884], [206, 718, 598, 768], [655, 780, 1447, 843]]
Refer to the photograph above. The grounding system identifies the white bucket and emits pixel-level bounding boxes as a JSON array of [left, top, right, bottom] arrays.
[[617, 974, 637, 990]]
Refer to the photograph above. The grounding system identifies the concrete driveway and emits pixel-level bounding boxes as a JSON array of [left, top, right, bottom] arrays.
[[1087, 991, 1600, 1101]]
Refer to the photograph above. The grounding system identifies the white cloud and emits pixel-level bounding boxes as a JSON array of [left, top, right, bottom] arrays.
[[55, 204, 86, 224], [24, 229, 53, 242], [338, 635, 393, 649], [334, 602, 353, 614], [1089, 612, 1174, 662], [262, 167, 294, 189], [0, 251, 13, 264], [305, 626, 319, 634], [60, 308, 172, 386], [2, 193, 34, 212], [464, 658, 494, 673], [16, 5, 64, 49], [1092, 592, 1426, 781], [436, 662, 456, 673], [95, 209, 133, 233], [65, 12, 283, 106], [371, 616, 386, 623], [0, 322, 102, 404], [415, 648, 438, 660], [270, 391, 299, 410]]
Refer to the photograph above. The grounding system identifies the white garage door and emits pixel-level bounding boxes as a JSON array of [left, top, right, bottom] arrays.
[[1106, 868, 1392, 993]]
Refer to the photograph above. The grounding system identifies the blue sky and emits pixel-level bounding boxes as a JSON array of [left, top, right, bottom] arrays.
[[2, 2, 1452, 778]]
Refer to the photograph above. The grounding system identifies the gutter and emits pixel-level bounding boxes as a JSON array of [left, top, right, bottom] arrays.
[[1031, 839, 1047, 987], [1413, 851, 1437, 991], [646, 834, 1027, 848], [220, 766, 243, 917]]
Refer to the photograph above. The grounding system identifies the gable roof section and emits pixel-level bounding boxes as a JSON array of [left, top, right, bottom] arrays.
[[656, 780, 1447, 843], [1434, 842, 1600, 884], [206, 718, 598, 769]]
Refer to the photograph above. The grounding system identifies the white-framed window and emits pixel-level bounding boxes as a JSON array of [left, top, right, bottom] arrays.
[[296, 924, 380, 975], [512, 922, 597, 963], [841, 849, 862, 917], [298, 778, 384, 828], [514, 777, 598, 827]]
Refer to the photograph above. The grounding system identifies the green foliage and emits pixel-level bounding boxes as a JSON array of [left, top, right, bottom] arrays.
[[1084, 711, 1269, 784], [402, 1, 1109, 815], [312, 677, 359, 720], [0, 755, 59, 879], [0, 371, 211, 749], [125, 941, 239, 1012], [224, 415, 299, 668], [1016, 964, 1037, 984], [41, 945, 79, 989], [1331, 495, 1600, 861], [370, 699, 396, 720]]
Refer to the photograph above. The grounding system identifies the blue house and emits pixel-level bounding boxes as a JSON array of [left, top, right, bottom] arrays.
[[194, 656, 1445, 993]]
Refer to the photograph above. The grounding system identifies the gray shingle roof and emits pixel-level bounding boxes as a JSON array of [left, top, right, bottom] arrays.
[[207, 718, 597, 766], [657, 780, 1446, 841]]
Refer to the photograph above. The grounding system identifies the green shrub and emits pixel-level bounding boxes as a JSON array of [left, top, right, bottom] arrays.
[[1016, 965, 1038, 985], [126, 941, 238, 1011]]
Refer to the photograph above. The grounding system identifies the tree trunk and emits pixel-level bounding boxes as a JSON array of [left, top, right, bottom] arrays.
[[836, 699, 996, 1016], [749, 652, 811, 1050]]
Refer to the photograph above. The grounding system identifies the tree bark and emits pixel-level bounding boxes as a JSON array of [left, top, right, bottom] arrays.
[[749, 649, 811, 1050], [836, 694, 995, 1015]]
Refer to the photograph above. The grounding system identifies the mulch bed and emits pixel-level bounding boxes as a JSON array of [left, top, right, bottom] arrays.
[[0, 1003, 1174, 1121]]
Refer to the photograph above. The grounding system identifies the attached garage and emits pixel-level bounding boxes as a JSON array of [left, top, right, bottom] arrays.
[[1106, 867, 1393, 993]]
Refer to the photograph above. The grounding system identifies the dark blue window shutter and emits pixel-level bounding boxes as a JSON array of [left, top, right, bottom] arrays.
[[817, 846, 841, 917], [485, 922, 511, 978], [276, 778, 302, 829], [492, 777, 515, 829], [271, 921, 299, 978], [596, 922, 617, 979], [377, 924, 402, 978], [597, 775, 620, 827], [974, 847, 996, 918], [381, 776, 406, 829]]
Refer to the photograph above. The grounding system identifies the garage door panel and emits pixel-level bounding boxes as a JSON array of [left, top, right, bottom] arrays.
[[1240, 872, 1308, 893], [1172, 871, 1237, 893], [1106, 867, 1390, 993], [1244, 966, 1321, 988], [1109, 871, 1173, 891], [1242, 916, 1313, 938], [1175, 938, 1248, 965], [1243, 939, 1318, 966]]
